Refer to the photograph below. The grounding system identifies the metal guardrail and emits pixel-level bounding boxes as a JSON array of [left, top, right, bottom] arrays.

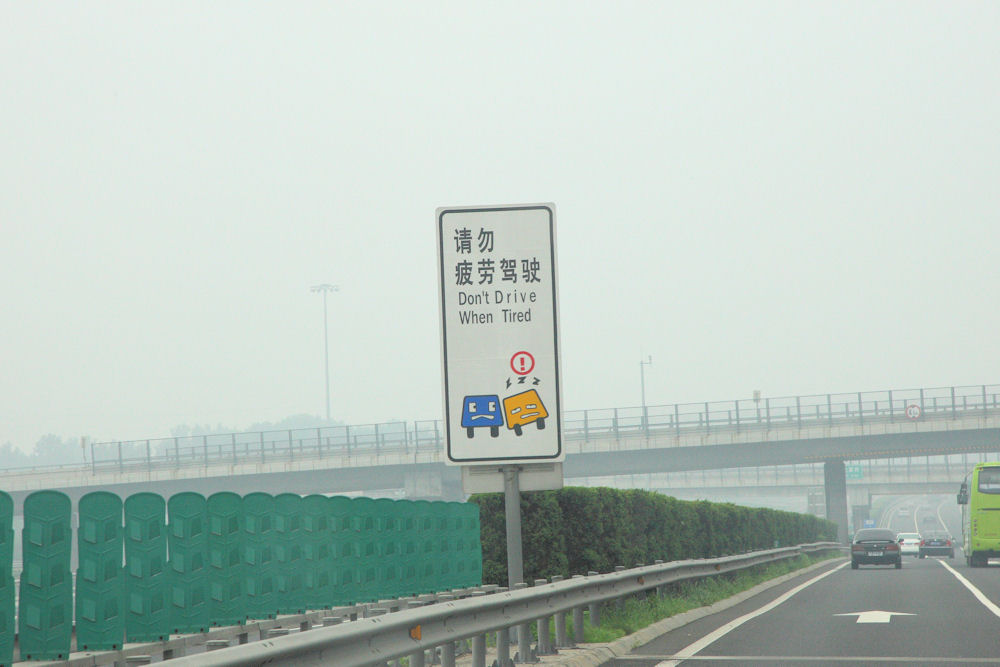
[[4, 384, 999, 478], [165, 542, 841, 667]]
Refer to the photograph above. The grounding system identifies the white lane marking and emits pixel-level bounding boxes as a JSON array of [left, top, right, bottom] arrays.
[[833, 610, 916, 623], [627, 656, 1000, 663], [653, 561, 849, 667], [938, 559, 1000, 617]]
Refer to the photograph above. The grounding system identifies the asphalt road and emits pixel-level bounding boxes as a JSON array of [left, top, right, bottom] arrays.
[[605, 497, 998, 666]]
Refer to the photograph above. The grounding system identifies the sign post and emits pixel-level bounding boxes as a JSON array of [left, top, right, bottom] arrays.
[[437, 203, 564, 589]]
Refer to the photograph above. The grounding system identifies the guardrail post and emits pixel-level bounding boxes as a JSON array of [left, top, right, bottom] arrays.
[[733, 401, 740, 431], [472, 634, 486, 667], [766, 398, 771, 427], [984, 385, 989, 412], [549, 575, 568, 648], [146, 439, 151, 470], [533, 579, 553, 655], [90, 442, 96, 474], [704, 402, 710, 432], [920, 388, 925, 413], [511, 582, 535, 663], [827, 394, 832, 425], [232, 433, 238, 464], [572, 604, 584, 644], [888, 390, 894, 422], [497, 625, 511, 667], [796, 396, 801, 428], [407, 601, 427, 667], [612, 408, 619, 440], [536, 615, 550, 655], [203, 435, 208, 466], [118, 441, 124, 472], [583, 409, 589, 441], [588, 598, 601, 625], [952, 387, 957, 419], [287, 430, 294, 461], [857, 393, 864, 426], [674, 403, 680, 435], [441, 641, 456, 667]]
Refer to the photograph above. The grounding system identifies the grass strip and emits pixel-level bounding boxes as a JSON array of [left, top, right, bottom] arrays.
[[579, 551, 841, 643]]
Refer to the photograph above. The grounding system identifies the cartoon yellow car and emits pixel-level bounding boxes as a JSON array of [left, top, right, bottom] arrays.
[[502, 389, 548, 436]]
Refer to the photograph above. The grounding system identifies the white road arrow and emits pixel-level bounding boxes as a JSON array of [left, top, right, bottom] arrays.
[[835, 610, 916, 623]]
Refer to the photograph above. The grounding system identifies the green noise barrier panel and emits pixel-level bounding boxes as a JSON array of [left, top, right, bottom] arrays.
[[0, 488, 484, 660], [274, 493, 304, 614], [396, 501, 419, 596], [431, 501, 452, 591], [463, 502, 484, 588], [375, 498, 401, 599], [353, 497, 378, 602], [328, 496, 355, 606], [242, 493, 276, 620], [301, 495, 331, 610], [207, 492, 244, 627], [167, 492, 209, 634], [19, 490, 72, 661], [124, 493, 168, 642], [76, 492, 124, 651], [414, 500, 436, 594], [0, 491, 13, 667]]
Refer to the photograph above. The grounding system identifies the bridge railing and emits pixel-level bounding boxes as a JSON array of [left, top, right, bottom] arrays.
[[4, 384, 999, 477], [563, 384, 1000, 441]]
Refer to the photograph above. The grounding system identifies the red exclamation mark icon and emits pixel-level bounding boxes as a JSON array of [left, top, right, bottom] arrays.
[[510, 351, 534, 376]]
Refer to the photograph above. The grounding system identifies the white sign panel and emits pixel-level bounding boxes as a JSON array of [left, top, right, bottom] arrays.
[[437, 204, 563, 465]]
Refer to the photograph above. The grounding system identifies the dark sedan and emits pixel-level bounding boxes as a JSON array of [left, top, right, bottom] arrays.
[[919, 533, 956, 559], [851, 528, 902, 569]]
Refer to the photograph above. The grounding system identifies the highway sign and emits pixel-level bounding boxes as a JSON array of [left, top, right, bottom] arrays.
[[905, 404, 922, 420], [437, 204, 563, 466]]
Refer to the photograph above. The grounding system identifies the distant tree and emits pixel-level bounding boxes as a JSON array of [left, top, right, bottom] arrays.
[[0, 441, 31, 469], [170, 414, 344, 439], [31, 434, 84, 466], [246, 414, 344, 432]]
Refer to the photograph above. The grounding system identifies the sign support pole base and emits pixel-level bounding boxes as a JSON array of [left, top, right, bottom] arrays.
[[502, 465, 524, 587]]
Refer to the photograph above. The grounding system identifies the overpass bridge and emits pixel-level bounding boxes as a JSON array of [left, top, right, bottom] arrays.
[[2, 383, 999, 541]]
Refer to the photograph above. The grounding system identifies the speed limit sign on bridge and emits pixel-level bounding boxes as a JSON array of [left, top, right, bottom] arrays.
[[905, 404, 922, 420]]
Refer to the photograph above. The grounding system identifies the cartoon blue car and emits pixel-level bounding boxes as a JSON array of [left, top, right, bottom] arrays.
[[461, 395, 504, 438]]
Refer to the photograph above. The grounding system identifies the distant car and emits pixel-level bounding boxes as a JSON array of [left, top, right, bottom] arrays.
[[898, 532, 922, 557], [851, 528, 902, 569], [919, 533, 955, 559]]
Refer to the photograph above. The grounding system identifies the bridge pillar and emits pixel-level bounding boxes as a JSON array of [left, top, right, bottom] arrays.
[[824, 460, 849, 544]]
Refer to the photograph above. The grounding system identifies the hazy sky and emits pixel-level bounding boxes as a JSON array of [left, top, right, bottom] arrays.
[[2, 3, 998, 451]]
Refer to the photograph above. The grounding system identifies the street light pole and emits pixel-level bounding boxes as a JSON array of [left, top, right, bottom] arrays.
[[640, 354, 653, 431], [310, 284, 339, 421]]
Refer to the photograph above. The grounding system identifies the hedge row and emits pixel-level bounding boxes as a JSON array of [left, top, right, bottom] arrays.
[[470, 487, 837, 586]]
